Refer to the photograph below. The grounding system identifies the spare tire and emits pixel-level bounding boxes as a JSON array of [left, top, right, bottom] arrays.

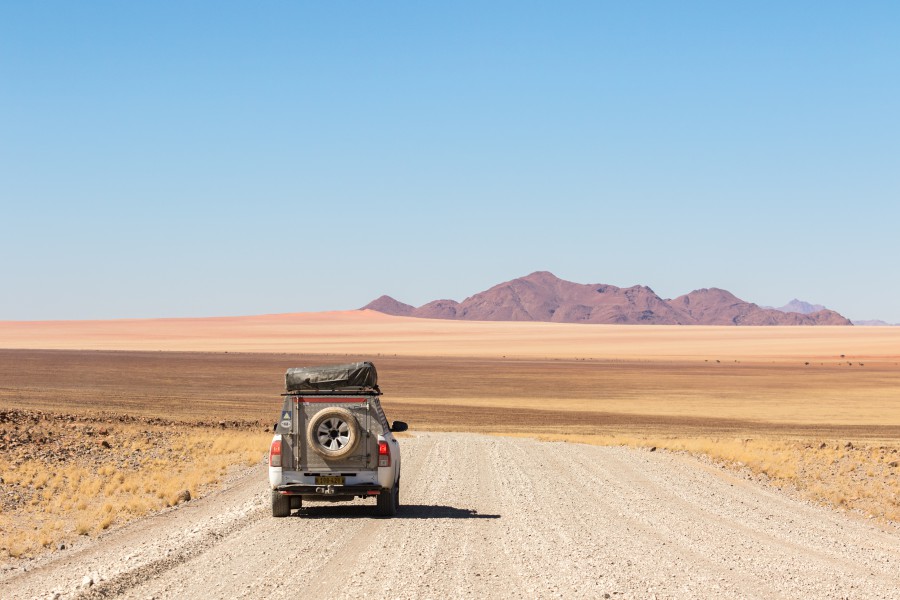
[[307, 407, 361, 459]]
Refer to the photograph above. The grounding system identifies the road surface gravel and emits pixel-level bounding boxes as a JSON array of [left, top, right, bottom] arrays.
[[2, 433, 899, 599]]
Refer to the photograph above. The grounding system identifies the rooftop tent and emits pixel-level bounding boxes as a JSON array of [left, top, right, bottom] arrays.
[[285, 362, 378, 392]]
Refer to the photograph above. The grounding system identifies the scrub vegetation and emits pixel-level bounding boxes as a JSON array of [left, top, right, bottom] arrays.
[[0, 410, 268, 559]]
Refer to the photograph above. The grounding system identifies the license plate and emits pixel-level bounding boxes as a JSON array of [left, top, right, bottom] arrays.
[[315, 476, 344, 485]]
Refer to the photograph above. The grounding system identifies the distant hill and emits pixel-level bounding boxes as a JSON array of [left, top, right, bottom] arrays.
[[852, 320, 898, 326], [770, 299, 897, 327], [362, 272, 853, 326], [363, 295, 416, 317], [773, 299, 827, 314]]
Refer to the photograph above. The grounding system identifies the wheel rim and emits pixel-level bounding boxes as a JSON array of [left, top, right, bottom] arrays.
[[316, 417, 352, 451]]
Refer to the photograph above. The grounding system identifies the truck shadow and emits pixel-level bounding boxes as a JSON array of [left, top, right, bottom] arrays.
[[295, 504, 500, 520]]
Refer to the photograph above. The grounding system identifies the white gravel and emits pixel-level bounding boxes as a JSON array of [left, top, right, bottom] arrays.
[[2, 433, 899, 599]]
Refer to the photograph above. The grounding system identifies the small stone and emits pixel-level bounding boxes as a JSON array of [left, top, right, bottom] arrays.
[[176, 490, 191, 503], [819, 442, 827, 449], [100, 440, 111, 449], [889, 461, 899, 468], [57, 542, 66, 551], [649, 446, 657, 452], [81, 575, 93, 588]]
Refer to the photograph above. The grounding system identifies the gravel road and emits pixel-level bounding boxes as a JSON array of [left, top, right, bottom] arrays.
[[3, 433, 899, 599]]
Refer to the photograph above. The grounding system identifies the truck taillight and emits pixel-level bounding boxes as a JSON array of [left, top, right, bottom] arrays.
[[269, 439, 282, 467], [378, 441, 390, 467]]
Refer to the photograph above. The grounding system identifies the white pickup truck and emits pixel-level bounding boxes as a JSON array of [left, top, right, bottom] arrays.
[[267, 362, 407, 518]]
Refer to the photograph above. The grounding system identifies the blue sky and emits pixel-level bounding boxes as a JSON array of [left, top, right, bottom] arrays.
[[2, 2, 898, 322]]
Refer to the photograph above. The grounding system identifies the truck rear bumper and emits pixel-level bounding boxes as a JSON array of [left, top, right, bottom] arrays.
[[274, 483, 382, 496]]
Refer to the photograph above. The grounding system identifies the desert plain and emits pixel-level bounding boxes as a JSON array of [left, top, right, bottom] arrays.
[[2, 309, 900, 432], [2, 310, 900, 575]]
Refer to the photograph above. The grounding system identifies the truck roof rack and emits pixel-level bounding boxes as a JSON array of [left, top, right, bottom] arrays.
[[281, 387, 381, 396]]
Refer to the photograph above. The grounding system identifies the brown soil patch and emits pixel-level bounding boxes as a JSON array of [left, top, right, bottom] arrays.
[[2, 349, 900, 434]]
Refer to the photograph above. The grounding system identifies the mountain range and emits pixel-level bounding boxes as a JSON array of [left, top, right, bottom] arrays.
[[362, 271, 853, 326]]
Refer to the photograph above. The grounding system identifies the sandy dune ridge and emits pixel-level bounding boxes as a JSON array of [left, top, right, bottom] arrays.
[[2, 310, 899, 362]]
